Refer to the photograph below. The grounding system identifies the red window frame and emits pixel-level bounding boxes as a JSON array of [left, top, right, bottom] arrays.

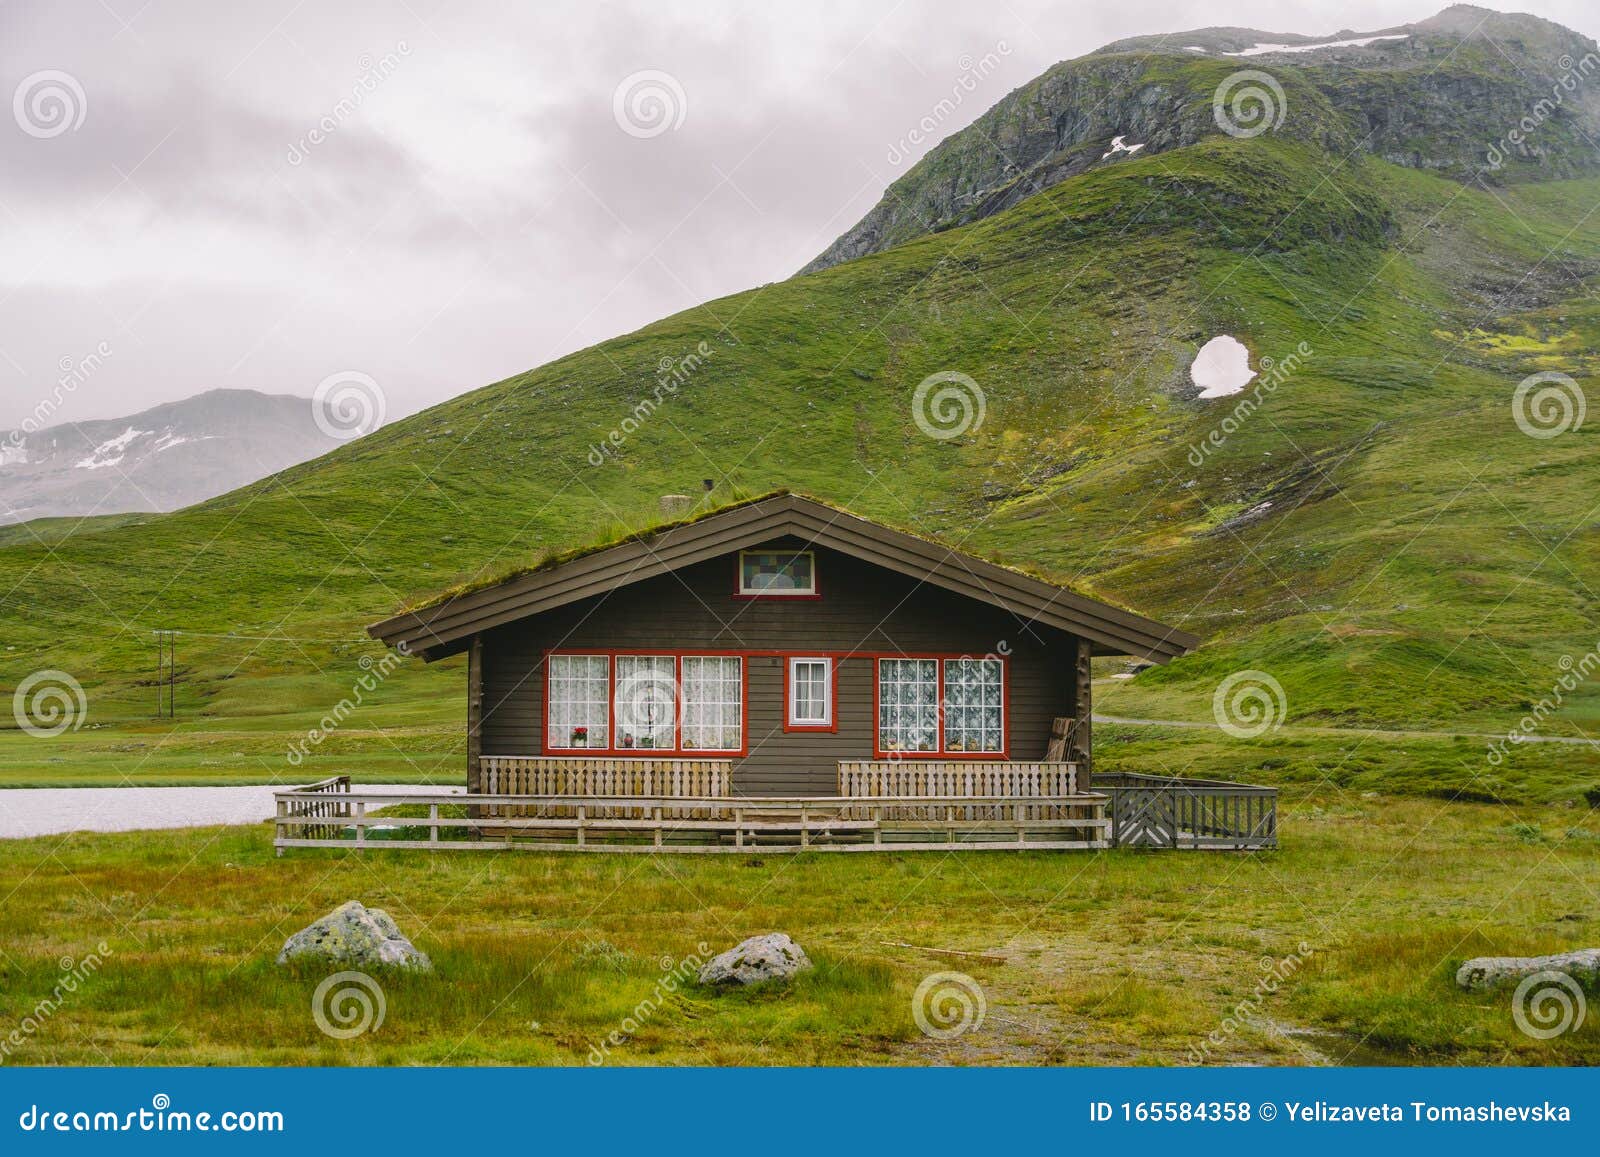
[[732, 549, 822, 601], [871, 654, 1009, 760], [783, 656, 838, 733], [542, 649, 749, 757]]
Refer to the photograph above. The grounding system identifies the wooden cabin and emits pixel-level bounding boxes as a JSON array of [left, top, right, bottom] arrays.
[[364, 494, 1199, 840]]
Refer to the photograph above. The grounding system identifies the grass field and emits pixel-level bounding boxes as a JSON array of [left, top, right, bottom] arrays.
[[0, 791, 1596, 1067]]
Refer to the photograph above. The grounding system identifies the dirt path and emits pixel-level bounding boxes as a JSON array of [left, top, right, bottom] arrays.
[[885, 934, 1334, 1066]]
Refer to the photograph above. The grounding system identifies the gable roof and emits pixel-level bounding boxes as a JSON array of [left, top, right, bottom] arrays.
[[367, 492, 1201, 662]]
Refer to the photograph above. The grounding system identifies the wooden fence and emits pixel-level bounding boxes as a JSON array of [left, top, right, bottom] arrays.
[[1095, 772, 1278, 849], [274, 788, 1109, 854], [275, 774, 351, 840]]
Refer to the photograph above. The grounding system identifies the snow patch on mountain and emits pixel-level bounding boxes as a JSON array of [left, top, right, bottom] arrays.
[[1192, 336, 1256, 398], [75, 427, 149, 470], [1227, 33, 1409, 56], [1101, 135, 1146, 160]]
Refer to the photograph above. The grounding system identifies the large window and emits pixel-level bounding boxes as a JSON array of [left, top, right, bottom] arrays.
[[546, 652, 744, 754], [786, 656, 833, 730], [876, 656, 1005, 756], [614, 654, 676, 750], [546, 654, 610, 750], [738, 550, 817, 597], [877, 658, 939, 753], [942, 658, 1004, 753], [681, 656, 743, 751]]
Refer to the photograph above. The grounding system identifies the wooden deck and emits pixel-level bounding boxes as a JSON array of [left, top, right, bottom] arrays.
[[272, 763, 1277, 855]]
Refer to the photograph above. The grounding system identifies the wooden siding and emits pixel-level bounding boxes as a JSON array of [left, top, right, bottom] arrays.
[[479, 541, 1077, 796]]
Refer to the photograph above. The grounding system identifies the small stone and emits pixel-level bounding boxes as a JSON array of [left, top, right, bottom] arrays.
[[276, 900, 432, 971], [1455, 948, 1600, 991], [698, 933, 812, 987]]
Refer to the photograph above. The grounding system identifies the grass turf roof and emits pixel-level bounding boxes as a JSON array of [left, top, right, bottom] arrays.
[[397, 487, 1134, 618]]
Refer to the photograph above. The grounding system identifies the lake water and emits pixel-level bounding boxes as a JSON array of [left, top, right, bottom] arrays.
[[0, 783, 463, 840]]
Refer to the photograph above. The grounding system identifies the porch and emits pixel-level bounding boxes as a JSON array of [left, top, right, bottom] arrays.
[[273, 757, 1277, 854]]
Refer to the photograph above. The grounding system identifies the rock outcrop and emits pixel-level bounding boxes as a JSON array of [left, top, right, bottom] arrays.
[[1455, 948, 1600, 991], [698, 933, 812, 987], [276, 901, 433, 971]]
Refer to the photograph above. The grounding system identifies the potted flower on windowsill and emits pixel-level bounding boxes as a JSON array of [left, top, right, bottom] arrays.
[[571, 726, 589, 748]]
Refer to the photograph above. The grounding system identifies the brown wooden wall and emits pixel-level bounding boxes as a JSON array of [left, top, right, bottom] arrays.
[[478, 539, 1081, 796]]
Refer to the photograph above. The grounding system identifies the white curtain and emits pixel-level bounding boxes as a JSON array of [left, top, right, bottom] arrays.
[[615, 655, 676, 750], [942, 658, 1003, 752], [682, 656, 742, 750], [877, 658, 938, 752], [546, 654, 609, 748]]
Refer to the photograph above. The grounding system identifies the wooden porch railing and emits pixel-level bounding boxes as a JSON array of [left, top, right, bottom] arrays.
[[479, 756, 732, 819], [837, 760, 1079, 821]]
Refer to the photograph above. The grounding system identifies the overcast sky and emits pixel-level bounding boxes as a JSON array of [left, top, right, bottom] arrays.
[[2, 0, 1595, 429]]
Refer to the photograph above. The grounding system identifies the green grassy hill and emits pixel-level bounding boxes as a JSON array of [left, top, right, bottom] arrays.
[[3, 50, 1600, 800]]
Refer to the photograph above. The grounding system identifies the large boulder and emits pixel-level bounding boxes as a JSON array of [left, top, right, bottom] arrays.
[[698, 933, 812, 987], [1455, 949, 1600, 992], [276, 901, 432, 971]]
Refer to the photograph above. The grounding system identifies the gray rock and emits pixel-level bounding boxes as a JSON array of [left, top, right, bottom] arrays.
[[276, 900, 432, 970], [1455, 949, 1600, 991], [698, 933, 812, 987]]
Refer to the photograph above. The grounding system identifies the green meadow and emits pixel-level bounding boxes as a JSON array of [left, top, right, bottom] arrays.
[[0, 793, 1594, 1066]]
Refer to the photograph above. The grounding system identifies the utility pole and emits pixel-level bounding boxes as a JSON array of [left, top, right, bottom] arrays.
[[153, 629, 177, 718]]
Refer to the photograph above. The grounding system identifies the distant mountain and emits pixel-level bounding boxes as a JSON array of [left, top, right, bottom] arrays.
[[804, 4, 1600, 272], [0, 389, 344, 524]]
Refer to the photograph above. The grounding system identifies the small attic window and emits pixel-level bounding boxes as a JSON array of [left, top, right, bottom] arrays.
[[737, 550, 817, 598]]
